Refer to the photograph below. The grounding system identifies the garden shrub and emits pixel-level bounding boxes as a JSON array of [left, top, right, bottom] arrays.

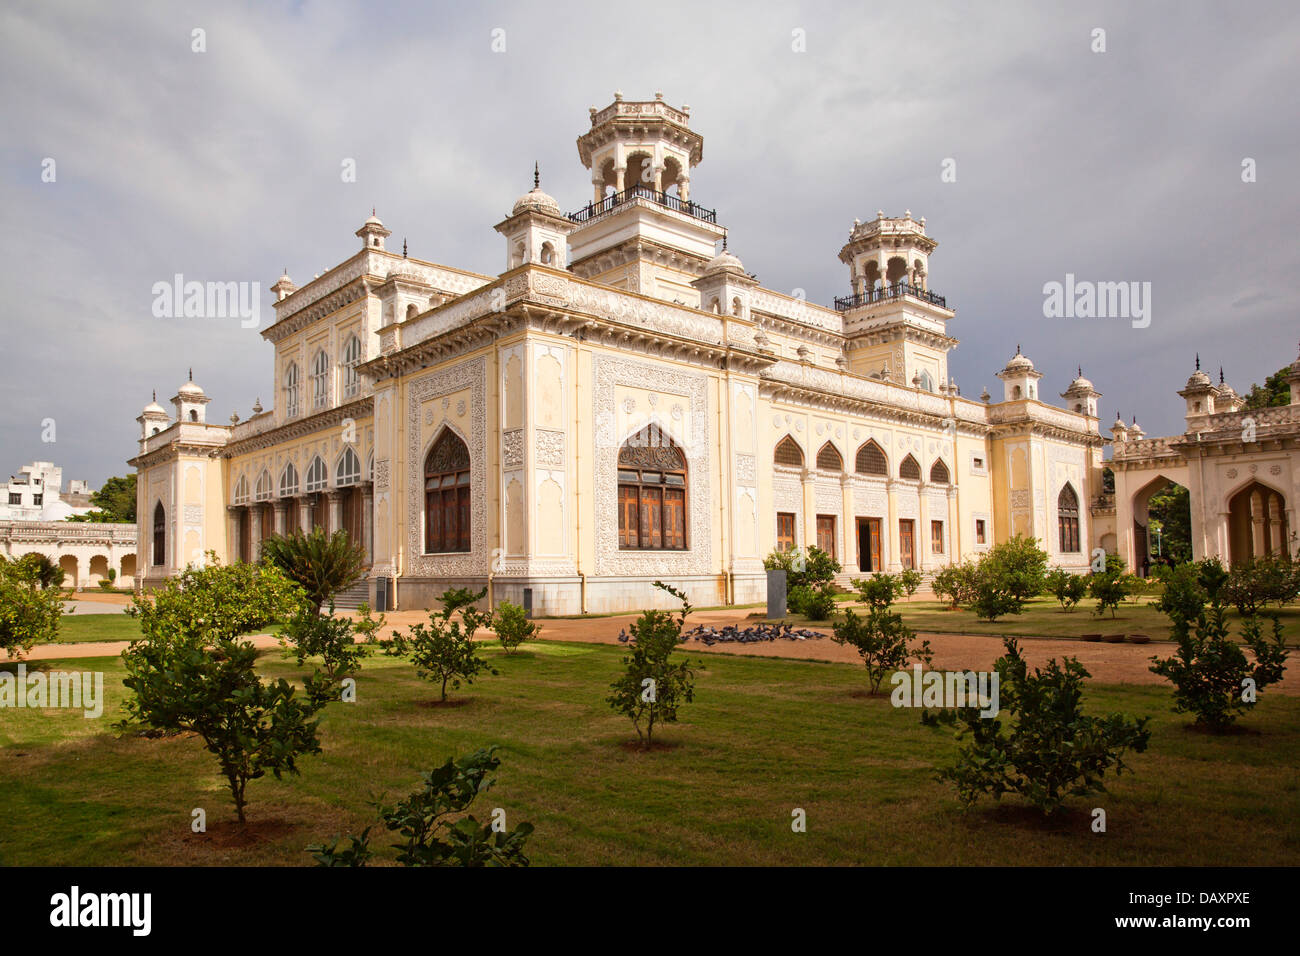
[[606, 582, 697, 749]]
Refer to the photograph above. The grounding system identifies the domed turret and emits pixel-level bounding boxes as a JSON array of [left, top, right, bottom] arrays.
[[1061, 365, 1101, 418], [995, 344, 1043, 401], [495, 164, 575, 270], [702, 247, 745, 277], [137, 389, 171, 440], [171, 369, 211, 424]]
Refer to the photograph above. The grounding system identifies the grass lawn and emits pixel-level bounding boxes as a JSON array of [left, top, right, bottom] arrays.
[[2, 641, 1297, 866], [770, 596, 1300, 646], [52, 614, 281, 644]]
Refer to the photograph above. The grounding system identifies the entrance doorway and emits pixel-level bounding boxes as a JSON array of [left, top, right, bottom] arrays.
[[899, 519, 915, 570], [856, 517, 882, 572]]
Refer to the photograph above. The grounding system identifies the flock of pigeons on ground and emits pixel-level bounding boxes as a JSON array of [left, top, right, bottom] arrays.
[[616, 621, 826, 646]]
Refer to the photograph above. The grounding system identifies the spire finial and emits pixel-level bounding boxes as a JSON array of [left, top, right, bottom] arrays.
[[533, 161, 540, 190], [1078, 365, 1082, 377], [1195, 352, 1200, 371], [722, 231, 728, 252], [1016, 343, 1021, 354], [403, 237, 408, 258], [188, 367, 193, 381], [152, 389, 156, 402], [372, 206, 376, 217], [1219, 366, 1225, 384]]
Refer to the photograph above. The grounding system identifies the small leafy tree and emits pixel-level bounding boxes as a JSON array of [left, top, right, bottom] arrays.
[[353, 602, 387, 644], [0, 556, 65, 659], [852, 573, 902, 608], [832, 580, 932, 695], [899, 568, 922, 601], [1149, 603, 1289, 732], [606, 582, 697, 749], [923, 638, 1151, 815], [15, 553, 65, 591], [985, 536, 1049, 604], [1046, 568, 1088, 611], [1153, 562, 1207, 627], [1196, 557, 1230, 602], [932, 562, 978, 610], [969, 563, 1021, 622], [308, 747, 533, 867], [492, 600, 539, 654], [763, 545, 840, 590], [1088, 571, 1129, 618], [261, 528, 365, 614], [280, 603, 370, 680], [398, 587, 496, 701]]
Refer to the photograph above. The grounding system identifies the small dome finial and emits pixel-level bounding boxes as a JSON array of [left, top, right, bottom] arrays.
[[533, 161, 540, 190], [188, 367, 193, 381], [722, 231, 728, 252], [152, 389, 156, 402], [1219, 366, 1225, 384], [402, 237, 408, 258], [1016, 343, 1021, 355], [1195, 352, 1200, 371]]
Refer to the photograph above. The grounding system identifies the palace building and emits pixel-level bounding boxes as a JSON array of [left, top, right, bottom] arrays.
[[129, 92, 1295, 614]]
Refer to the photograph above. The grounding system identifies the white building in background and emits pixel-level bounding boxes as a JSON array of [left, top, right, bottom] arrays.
[[0, 461, 137, 589], [0, 461, 94, 521]]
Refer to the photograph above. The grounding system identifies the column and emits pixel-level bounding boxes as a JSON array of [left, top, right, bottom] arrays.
[[679, 176, 690, 202], [298, 495, 313, 533], [840, 473, 855, 573], [226, 506, 242, 564], [917, 480, 930, 570], [249, 506, 263, 561], [328, 490, 344, 536], [362, 482, 375, 565], [273, 501, 287, 536], [885, 477, 900, 571]]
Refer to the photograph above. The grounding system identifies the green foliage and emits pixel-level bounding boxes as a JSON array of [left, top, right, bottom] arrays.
[[396, 587, 496, 701], [924, 638, 1151, 815], [1088, 571, 1130, 618], [899, 568, 922, 600], [1220, 555, 1299, 617], [1146, 484, 1193, 564], [763, 545, 840, 590], [14, 553, 64, 590], [1150, 602, 1290, 732], [1046, 568, 1088, 611], [118, 562, 330, 823], [932, 562, 978, 610], [986, 536, 1050, 603], [606, 581, 697, 749], [831, 599, 932, 695], [65, 473, 136, 523], [492, 601, 539, 654], [851, 573, 903, 609], [308, 748, 533, 867], [260, 528, 365, 613], [128, 554, 304, 646], [1241, 365, 1292, 409], [1153, 562, 1208, 627], [280, 604, 370, 681], [1196, 557, 1229, 602], [969, 569, 1022, 622], [789, 583, 837, 620], [353, 602, 387, 643], [0, 557, 65, 659]]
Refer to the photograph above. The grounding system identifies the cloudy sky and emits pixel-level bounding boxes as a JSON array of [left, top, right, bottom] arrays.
[[2, 0, 1297, 489]]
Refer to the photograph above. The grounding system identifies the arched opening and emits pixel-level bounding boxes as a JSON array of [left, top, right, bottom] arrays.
[[1132, 475, 1191, 575], [855, 440, 888, 476], [311, 349, 330, 410], [1013, 385, 1023, 400], [188, 409, 198, 422], [59, 554, 78, 589], [284, 362, 300, 418], [886, 256, 909, 287], [929, 459, 950, 484], [280, 462, 299, 498], [815, 442, 843, 472], [774, 436, 804, 468], [625, 150, 654, 192], [1057, 484, 1081, 553], [862, 260, 881, 292], [120, 553, 137, 581], [254, 470, 272, 502], [152, 502, 166, 566], [305, 456, 328, 531], [1228, 481, 1290, 564], [336, 447, 361, 487], [425, 430, 471, 553], [899, 454, 921, 481], [540, 241, 556, 266], [617, 424, 687, 550], [342, 334, 362, 398], [662, 156, 683, 195], [88, 554, 109, 586]]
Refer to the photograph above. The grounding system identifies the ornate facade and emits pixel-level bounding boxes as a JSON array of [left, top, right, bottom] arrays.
[[130, 93, 1128, 613]]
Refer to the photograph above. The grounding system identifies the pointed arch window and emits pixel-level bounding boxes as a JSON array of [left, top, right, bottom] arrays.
[[336, 447, 361, 487], [899, 454, 921, 481], [311, 349, 330, 409], [279, 463, 299, 497], [855, 440, 888, 476], [152, 502, 166, 566], [304, 456, 328, 493], [1058, 484, 1081, 553], [284, 362, 300, 418], [425, 430, 471, 553], [774, 436, 804, 468], [254, 470, 273, 501], [816, 442, 843, 472], [233, 474, 250, 505], [617, 424, 687, 550], [929, 459, 950, 484], [342, 335, 362, 399]]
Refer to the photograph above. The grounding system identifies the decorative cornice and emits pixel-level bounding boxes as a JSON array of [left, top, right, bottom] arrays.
[[220, 397, 374, 457]]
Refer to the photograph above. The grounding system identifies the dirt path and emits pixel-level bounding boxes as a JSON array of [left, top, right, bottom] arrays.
[[15, 603, 1298, 693]]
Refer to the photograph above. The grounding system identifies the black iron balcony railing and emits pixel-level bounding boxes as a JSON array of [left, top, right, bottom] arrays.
[[567, 185, 717, 225], [834, 282, 947, 311]]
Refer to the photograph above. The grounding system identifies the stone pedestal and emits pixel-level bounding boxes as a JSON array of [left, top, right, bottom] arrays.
[[766, 569, 787, 619]]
